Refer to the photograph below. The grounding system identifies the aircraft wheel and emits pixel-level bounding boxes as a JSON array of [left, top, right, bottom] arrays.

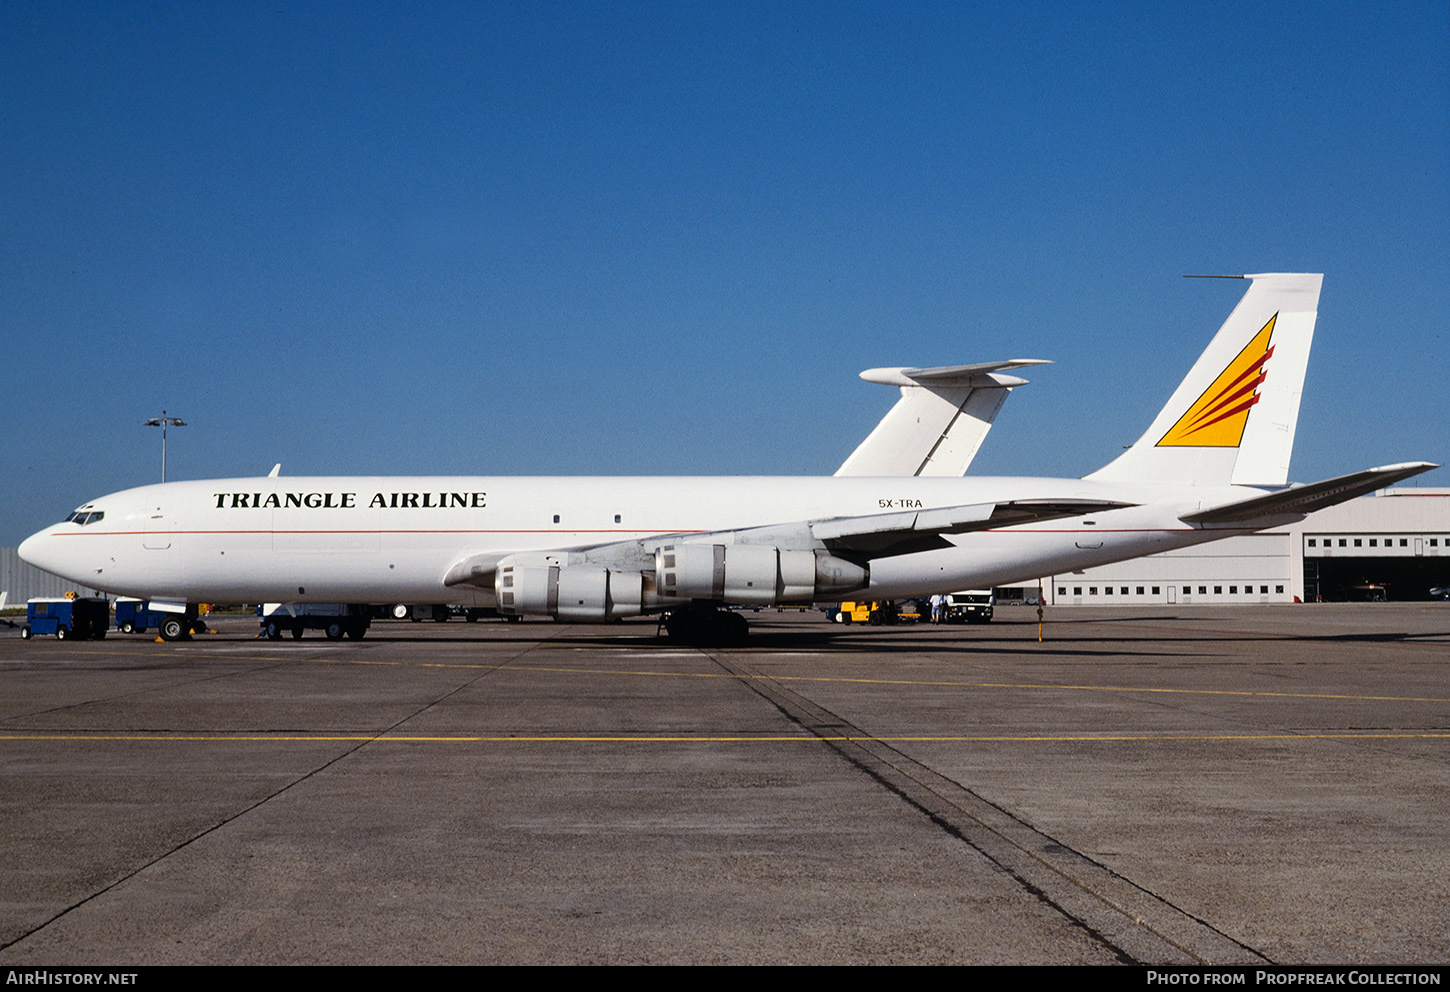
[[665, 608, 748, 647], [159, 616, 186, 641], [325, 622, 345, 640], [725, 611, 749, 644], [663, 611, 691, 643], [191, 619, 208, 634], [56, 626, 69, 641]]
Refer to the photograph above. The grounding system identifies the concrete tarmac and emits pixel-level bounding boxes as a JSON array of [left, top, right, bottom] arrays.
[[0, 605, 1446, 965]]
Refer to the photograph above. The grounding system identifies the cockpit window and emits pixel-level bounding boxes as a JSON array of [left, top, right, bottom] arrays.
[[64, 511, 105, 525]]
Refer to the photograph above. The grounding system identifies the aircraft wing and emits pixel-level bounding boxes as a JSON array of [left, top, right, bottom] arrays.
[[1180, 462, 1439, 524], [443, 496, 1132, 589], [807, 497, 1131, 556], [836, 360, 1050, 478]]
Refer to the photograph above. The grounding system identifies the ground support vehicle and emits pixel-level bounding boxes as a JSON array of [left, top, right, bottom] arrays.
[[461, 606, 521, 622], [944, 591, 995, 624], [22, 597, 110, 640], [387, 604, 453, 622], [833, 600, 920, 625], [259, 603, 371, 640], [114, 598, 173, 634]]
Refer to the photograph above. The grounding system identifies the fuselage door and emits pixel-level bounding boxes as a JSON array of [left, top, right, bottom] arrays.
[[143, 500, 171, 550]]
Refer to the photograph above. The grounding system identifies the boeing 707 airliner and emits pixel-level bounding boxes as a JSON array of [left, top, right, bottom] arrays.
[[19, 273, 1435, 643]]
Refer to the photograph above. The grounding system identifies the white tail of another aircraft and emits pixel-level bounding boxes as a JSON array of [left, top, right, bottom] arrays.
[[836, 359, 1050, 477], [1087, 272, 1322, 487]]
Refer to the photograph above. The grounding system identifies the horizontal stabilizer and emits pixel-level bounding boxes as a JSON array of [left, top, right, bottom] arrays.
[[1181, 462, 1439, 524], [857, 359, 1051, 387]]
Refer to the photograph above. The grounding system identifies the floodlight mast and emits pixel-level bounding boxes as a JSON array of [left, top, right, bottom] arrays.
[[143, 411, 187, 483]]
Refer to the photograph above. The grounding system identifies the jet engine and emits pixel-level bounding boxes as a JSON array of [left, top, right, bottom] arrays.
[[493, 545, 867, 619], [655, 544, 866, 606], [495, 560, 643, 620]]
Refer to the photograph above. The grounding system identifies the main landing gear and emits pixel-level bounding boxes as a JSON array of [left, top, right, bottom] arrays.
[[662, 604, 750, 646]]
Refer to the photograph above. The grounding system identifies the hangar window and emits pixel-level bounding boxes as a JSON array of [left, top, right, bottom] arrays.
[[1104, 586, 1112, 595], [1214, 586, 1222, 594], [1089, 587, 1098, 595], [1384, 537, 1392, 545], [1058, 587, 1066, 596], [1353, 539, 1362, 547], [1136, 586, 1145, 595], [1369, 539, 1377, 547], [1152, 586, 1160, 594], [1400, 539, 1408, 547], [1308, 538, 1316, 547], [1120, 587, 1128, 595], [1432, 538, 1439, 547], [1229, 586, 1237, 594], [1198, 586, 1206, 595], [1260, 585, 1268, 594], [1073, 587, 1082, 595], [1339, 539, 1347, 547], [1183, 586, 1191, 595]]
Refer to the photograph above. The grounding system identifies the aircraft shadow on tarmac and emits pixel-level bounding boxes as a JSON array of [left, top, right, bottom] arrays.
[[324, 615, 1450, 652]]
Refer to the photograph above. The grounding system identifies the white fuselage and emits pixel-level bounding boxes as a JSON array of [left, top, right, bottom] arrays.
[[19, 475, 1265, 607]]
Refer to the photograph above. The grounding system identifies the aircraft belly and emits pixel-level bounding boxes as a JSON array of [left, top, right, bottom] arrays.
[[865, 524, 1212, 599]]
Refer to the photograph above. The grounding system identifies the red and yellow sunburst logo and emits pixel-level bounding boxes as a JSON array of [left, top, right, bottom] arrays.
[[1157, 314, 1276, 447]]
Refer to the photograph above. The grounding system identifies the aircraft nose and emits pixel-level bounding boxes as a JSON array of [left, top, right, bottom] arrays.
[[19, 526, 63, 575]]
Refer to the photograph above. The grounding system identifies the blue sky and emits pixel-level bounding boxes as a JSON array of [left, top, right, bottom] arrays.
[[3, 0, 1446, 544]]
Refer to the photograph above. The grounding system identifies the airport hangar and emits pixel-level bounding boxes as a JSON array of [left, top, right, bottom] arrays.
[[1001, 486, 1450, 607], [3, 488, 1447, 609]]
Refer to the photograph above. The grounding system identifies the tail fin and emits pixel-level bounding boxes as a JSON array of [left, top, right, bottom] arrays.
[[836, 360, 1049, 477], [1086, 273, 1322, 487]]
